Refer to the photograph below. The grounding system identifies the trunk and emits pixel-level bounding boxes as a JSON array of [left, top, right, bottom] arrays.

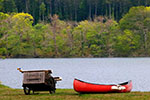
[[80, 30, 86, 57], [145, 0, 148, 6], [112, 2, 115, 19], [105, 4, 108, 17], [115, 3, 118, 20], [51, 16, 59, 57], [5, 34, 9, 57], [47, 0, 52, 16], [74, 0, 77, 21], [33, 37, 37, 57], [122, 2, 125, 15], [25, 0, 29, 13], [119, 2, 122, 14], [63, 2, 66, 19], [39, 1, 41, 21], [69, 1, 73, 20], [32, 1, 35, 24], [138, 0, 140, 6], [88, 0, 92, 20], [94, 1, 97, 17], [59, 0, 62, 16], [53, 25, 58, 57], [43, 12, 44, 21], [109, 3, 111, 19], [81, 31, 84, 57], [67, 29, 73, 55], [144, 31, 147, 55], [56, 0, 62, 17]]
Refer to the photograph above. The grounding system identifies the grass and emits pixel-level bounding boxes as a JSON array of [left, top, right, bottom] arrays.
[[0, 84, 150, 100]]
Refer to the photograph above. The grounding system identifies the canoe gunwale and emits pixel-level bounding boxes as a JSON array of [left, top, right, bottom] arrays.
[[74, 78, 131, 86]]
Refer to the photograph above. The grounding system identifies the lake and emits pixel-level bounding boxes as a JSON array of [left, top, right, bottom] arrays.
[[0, 58, 150, 91]]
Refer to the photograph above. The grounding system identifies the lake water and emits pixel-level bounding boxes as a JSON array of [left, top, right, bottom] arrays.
[[0, 58, 150, 91]]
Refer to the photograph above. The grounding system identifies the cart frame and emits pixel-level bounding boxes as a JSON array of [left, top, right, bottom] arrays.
[[22, 70, 56, 95]]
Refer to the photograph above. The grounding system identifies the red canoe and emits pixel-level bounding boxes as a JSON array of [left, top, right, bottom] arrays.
[[73, 78, 132, 93]]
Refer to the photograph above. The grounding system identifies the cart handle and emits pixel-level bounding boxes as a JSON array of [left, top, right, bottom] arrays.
[[17, 68, 23, 73], [54, 77, 62, 81]]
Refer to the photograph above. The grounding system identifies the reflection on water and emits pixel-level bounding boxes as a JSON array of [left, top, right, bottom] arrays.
[[0, 58, 150, 91]]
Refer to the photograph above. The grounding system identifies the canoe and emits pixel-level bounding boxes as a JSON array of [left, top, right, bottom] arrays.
[[73, 78, 132, 93]]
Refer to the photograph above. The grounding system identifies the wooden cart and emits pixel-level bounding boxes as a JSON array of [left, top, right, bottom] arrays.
[[17, 68, 61, 95]]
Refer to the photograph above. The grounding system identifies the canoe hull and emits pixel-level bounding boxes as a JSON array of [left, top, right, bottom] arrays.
[[73, 79, 132, 93]]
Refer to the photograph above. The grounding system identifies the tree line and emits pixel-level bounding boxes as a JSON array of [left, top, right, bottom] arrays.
[[1, 0, 150, 23], [1, 6, 150, 58]]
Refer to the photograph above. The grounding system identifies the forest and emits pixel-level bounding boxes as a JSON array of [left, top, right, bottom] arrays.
[[0, 0, 150, 58], [1, 0, 150, 23]]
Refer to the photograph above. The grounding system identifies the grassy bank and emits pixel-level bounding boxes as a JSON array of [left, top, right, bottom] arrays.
[[0, 84, 150, 100]]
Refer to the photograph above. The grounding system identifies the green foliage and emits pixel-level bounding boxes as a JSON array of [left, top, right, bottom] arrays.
[[0, 0, 3, 11], [119, 6, 145, 30], [39, 2, 46, 21], [1, 5, 150, 58], [0, 12, 9, 38], [12, 13, 33, 25], [0, 12, 9, 19], [72, 19, 118, 57], [119, 6, 150, 56], [114, 30, 140, 56], [1, 0, 150, 22], [2, 0, 17, 13], [0, 47, 6, 56]]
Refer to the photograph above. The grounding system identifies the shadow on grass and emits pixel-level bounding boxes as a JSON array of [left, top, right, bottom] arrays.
[[16, 91, 127, 96], [16, 91, 79, 96]]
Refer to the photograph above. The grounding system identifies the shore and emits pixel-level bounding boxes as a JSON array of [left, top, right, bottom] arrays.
[[0, 84, 150, 100]]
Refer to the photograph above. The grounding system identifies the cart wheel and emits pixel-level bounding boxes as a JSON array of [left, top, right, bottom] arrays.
[[49, 90, 55, 94], [32, 90, 35, 94], [23, 87, 31, 95], [48, 77, 56, 94]]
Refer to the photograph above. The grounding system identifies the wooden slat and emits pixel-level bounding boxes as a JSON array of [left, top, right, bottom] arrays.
[[23, 72, 45, 84], [23, 70, 52, 73]]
